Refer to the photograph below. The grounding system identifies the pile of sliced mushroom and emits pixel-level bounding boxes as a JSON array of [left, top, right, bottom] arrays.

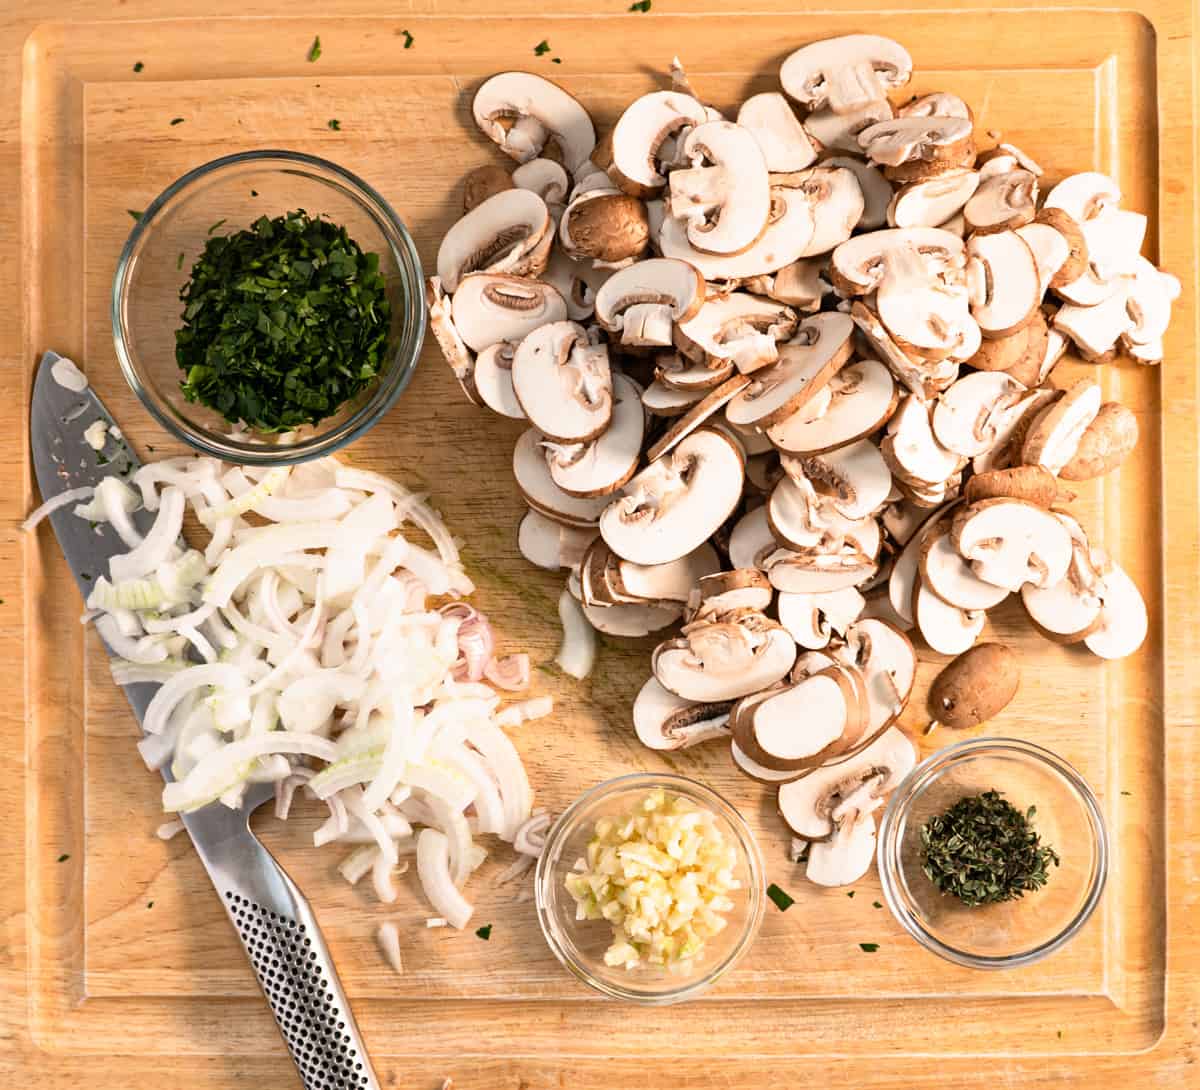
[[429, 39, 1170, 889]]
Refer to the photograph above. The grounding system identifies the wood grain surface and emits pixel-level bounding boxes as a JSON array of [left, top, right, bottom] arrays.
[[2, 3, 1197, 1089]]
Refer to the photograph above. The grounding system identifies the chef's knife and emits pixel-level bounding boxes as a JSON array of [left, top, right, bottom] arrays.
[[31, 351, 381, 1090]]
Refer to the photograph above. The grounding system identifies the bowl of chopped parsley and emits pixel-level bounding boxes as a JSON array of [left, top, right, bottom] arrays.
[[876, 737, 1107, 969], [113, 150, 425, 463]]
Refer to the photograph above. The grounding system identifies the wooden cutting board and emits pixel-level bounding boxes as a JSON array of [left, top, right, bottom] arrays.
[[2, 1, 1198, 1088]]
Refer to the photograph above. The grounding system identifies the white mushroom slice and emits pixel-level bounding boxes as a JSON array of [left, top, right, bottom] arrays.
[[965, 230, 1040, 337], [594, 258, 705, 348], [888, 169, 979, 229], [962, 170, 1038, 234], [545, 373, 646, 497], [473, 72, 596, 172], [763, 546, 878, 594], [558, 191, 651, 267], [872, 245, 976, 359], [832, 226, 966, 296], [951, 499, 1073, 590], [932, 372, 1028, 457], [896, 92, 972, 120], [766, 167, 864, 258], [971, 387, 1059, 474], [847, 302, 960, 401], [777, 726, 915, 839], [511, 321, 613, 443], [741, 258, 830, 312], [822, 155, 892, 230], [451, 274, 568, 352], [474, 342, 524, 419], [1020, 539, 1104, 643], [600, 428, 745, 565], [881, 395, 962, 485], [857, 116, 973, 169], [642, 378, 706, 417], [676, 293, 798, 373], [803, 101, 894, 154], [797, 438, 892, 520], [540, 249, 610, 321], [834, 618, 917, 731], [644, 376, 751, 463], [737, 92, 817, 172], [1043, 171, 1121, 225], [767, 359, 897, 454], [513, 429, 611, 528], [919, 528, 1009, 610], [668, 121, 772, 254], [731, 738, 806, 784], [1016, 221, 1071, 298], [938, 211, 967, 237], [1020, 379, 1102, 474], [767, 474, 881, 555], [806, 811, 878, 887], [656, 352, 735, 392], [913, 578, 985, 655], [436, 189, 554, 292], [692, 569, 774, 615], [886, 509, 941, 625], [633, 677, 732, 751], [616, 543, 722, 604], [1083, 558, 1148, 660], [582, 598, 682, 637], [977, 151, 1019, 182], [1052, 288, 1133, 362], [778, 587, 866, 649], [780, 35, 913, 115], [728, 505, 779, 570], [1079, 208, 1146, 282], [512, 157, 570, 209], [725, 312, 853, 429], [881, 498, 929, 546], [425, 276, 480, 405], [517, 508, 597, 572], [653, 615, 796, 702], [745, 669, 857, 768], [1123, 256, 1182, 349], [609, 90, 708, 197]]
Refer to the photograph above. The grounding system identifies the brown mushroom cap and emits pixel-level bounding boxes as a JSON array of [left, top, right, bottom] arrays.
[[1059, 401, 1139, 481], [927, 642, 1020, 729], [559, 193, 651, 265], [463, 164, 514, 211]]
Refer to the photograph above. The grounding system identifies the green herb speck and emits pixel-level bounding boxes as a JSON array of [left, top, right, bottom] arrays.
[[128, 209, 144, 221], [251, 190, 259, 197], [872, 900, 882, 909], [327, 119, 341, 131], [169, 117, 184, 126], [629, 0, 652, 10], [57, 853, 70, 863], [176, 252, 185, 270], [534, 40, 551, 56], [147, 901, 154, 909], [552, 57, 562, 64], [846, 891, 855, 899], [307, 36, 321, 63], [96, 453, 109, 465], [1057, 1030, 1063, 1039], [207, 219, 227, 235], [400, 29, 414, 49], [133, 61, 144, 73], [147, 445, 156, 452], [859, 942, 880, 953], [767, 883, 794, 912], [80, 573, 92, 581], [1120, 790, 1131, 796], [475, 924, 492, 940]]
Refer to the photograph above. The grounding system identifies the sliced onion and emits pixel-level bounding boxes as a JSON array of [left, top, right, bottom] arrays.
[[555, 588, 596, 679], [110, 486, 184, 582], [494, 696, 553, 728], [143, 663, 251, 735], [465, 721, 533, 840], [484, 654, 530, 692], [22, 487, 94, 532], [376, 922, 404, 974], [416, 829, 474, 930]]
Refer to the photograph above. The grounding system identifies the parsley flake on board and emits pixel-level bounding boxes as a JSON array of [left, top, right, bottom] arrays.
[[176, 252, 185, 270], [767, 883, 794, 912], [399, 28, 414, 48], [534, 40, 551, 56], [859, 942, 879, 953], [169, 117, 184, 126], [328, 119, 341, 131], [57, 853, 70, 863], [629, 0, 652, 10], [307, 36, 321, 62], [175, 209, 391, 432], [872, 900, 883, 909], [133, 61, 144, 73], [128, 209, 144, 221], [475, 924, 493, 940]]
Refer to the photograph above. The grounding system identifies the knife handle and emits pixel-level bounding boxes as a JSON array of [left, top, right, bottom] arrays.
[[191, 813, 381, 1090]]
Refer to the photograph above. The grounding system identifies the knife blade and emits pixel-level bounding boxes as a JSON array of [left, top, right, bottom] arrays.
[[30, 351, 382, 1090]]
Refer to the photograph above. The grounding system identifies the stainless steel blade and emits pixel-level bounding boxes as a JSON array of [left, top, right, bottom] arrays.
[[30, 351, 381, 1089]]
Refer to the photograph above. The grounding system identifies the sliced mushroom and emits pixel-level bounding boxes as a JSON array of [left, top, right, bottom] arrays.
[[615, 542, 722, 604], [652, 611, 796, 701], [778, 587, 866, 649], [725, 312, 853, 428], [633, 677, 732, 750], [1020, 378, 1101, 474], [962, 169, 1037, 234], [763, 542, 879, 594], [675, 293, 798, 373], [1123, 255, 1182, 352], [451, 273, 568, 352], [741, 258, 830, 312], [767, 359, 898, 454], [805, 809, 878, 887], [775, 167, 865, 257], [912, 575, 985, 655], [609, 90, 708, 197], [897, 91, 972, 120], [644, 375, 751, 462], [832, 226, 966, 296], [822, 155, 893, 230], [539, 248, 611, 321], [1083, 555, 1147, 660], [727, 505, 777, 570], [970, 386, 1059, 473], [932, 371, 1027, 457], [963, 464, 1064, 508], [512, 158, 570, 210], [1051, 287, 1133, 362], [777, 726, 915, 840], [545, 373, 646, 497], [512, 428, 611, 528], [919, 526, 1009, 610], [834, 618, 917, 732], [874, 251, 977, 361], [780, 35, 913, 115], [600, 427, 745, 565], [1020, 532, 1105, 643], [950, 498, 1073, 590], [1015, 221, 1069, 298], [437, 188, 553, 291], [857, 116, 973, 169], [804, 100, 894, 155], [767, 474, 880, 555], [889, 169, 979, 229], [796, 437, 892, 519], [642, 378, 707, 417], [691, 568, 774, 615], [472, 72, 596, 172], [463, 164, 514, 211], [731, 737, 807, 784], [967, 314, 1039, 373], [737, 92, 817, 172], [581, 597, 683, 637], [593, 258, 706, 349], [656, 351, 735, 392], [887, 508, 943, 625], [739, 668, 861, 769], [880, 395, 963, 486], [1034, 208, 1089, 289], [927, 643, 1020, 729], [963, 229, 1041, 338], [558, 191, 651, 266], [517, 508, 598, 572], [1059, 401, 1138, 481], [849, 301, 963, 400], [1043, 171, 1120, 227], [426, 276, 481, 405], [511, 321, 613, 442], [881, 498, 930, 547], [474, 341, 524, 419]]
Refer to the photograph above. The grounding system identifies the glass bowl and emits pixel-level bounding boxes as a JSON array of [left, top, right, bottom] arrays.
[[877, 736, 1107, 969], [112, 150, 425, 465], [535, 773, 765, 1004]]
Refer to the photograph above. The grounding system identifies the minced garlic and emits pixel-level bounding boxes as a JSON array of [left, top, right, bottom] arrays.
[[564, 788, 739, 972]]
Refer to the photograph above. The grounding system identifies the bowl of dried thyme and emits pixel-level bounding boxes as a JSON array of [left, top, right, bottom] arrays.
[[113, 150, 425, 464], [877, 737, 1107, 969]]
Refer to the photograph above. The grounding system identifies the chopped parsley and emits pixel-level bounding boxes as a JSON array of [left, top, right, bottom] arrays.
[[629, 0, 652, 10], [57, 853, 70, 863], [133, 61, 144, 73], [307, 35, 321, 62], [534, 40, 551, 56], [846, 891, 855, 899], [399, 28, 414, 48], [474, 924, 493, 940], [147, 901, 155, 909], [859, 942, 880, 953], [250, 190, 259, 197], [169, 117, 184, 126], [128, 209, 144, 221], [327, 119, 341, 131], [552, 57, 562, 64], [872, 900, 883, 909], [80, 573, 92, 581], [767, 883, 794, 912], [1120, 790, 1131, 796], [207, 218, 227, 235], [176, 251, 185, 270]]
